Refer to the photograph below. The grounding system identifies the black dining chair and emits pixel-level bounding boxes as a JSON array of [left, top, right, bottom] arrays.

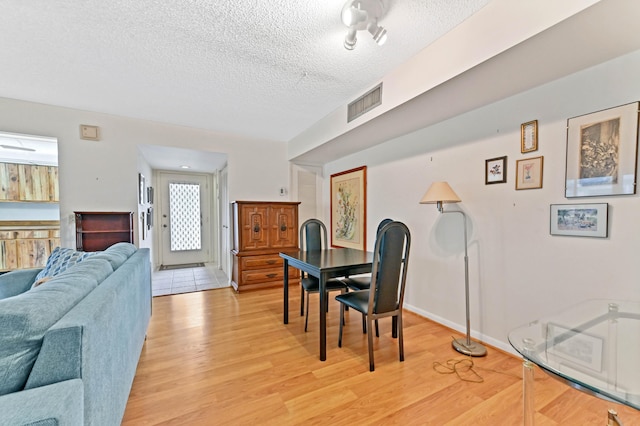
[[342, 218, 393, 336], [335, 221, 411, 371], [299, 218, 348, 332]]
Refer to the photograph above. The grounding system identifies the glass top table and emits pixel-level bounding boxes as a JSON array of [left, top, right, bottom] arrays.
[[508, 299, 640, 424]]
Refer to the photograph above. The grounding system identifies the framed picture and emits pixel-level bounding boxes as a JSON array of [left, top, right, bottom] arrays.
[[147, 207, 153, 230], [485, 156, 507, 184], [565, 102, 639, 198], [515, 156, 543, 190], [521, 120, 538, 153], [140, 211, 146, 240], [138, 173, 145, 205], [330, 166, 367, 250], [147, 186, 154, 204], [547, 323, 604, 372], [550, 203, 608, 238]]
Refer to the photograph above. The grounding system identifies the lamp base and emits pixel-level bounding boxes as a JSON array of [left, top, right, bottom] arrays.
[[452, 338, 487, 357]]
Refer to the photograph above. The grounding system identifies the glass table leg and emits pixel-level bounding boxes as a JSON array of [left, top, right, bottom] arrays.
[[523, 358, 535, 425], [522, 338, 536, 426], [607, 409, 622, 426]]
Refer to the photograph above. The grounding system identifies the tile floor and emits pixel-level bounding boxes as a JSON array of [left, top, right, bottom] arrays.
[[151, 264, 230, 297]]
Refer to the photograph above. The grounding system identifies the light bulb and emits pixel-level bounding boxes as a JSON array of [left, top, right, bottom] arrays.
[[368, 22, 387, 45], [344, 28, 357, 50]]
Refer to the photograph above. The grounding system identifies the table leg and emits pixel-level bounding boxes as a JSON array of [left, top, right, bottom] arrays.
[[283, 259, 289, 324], [607, 409, 623, 425], [523, 357, 535, 426], [319, 272, 327, 361]]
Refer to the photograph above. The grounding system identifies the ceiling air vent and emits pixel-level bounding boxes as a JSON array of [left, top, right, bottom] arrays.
[[348, 83, 382, 123]]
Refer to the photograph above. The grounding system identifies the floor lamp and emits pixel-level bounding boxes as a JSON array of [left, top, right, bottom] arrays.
[[420, 182, 487, 357]]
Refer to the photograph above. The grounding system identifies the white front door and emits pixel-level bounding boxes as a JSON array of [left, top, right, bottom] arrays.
[[159, 171, 211, 266]]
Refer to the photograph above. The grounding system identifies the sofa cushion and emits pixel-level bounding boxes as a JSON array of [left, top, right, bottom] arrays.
[[89, 243, 136, 270], [106, 242, 137, 258], [0, 274, 98, 396], [33, 247, 96, 285], [56, 258, 113, 285]]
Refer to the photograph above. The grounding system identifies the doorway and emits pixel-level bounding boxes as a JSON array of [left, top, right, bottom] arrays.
[[219, 164, 230, 280], [158, 171, 213, 267]]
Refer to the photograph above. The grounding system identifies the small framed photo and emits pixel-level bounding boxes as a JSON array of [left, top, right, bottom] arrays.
[[515, 156, 543, 190], [147, 207, 153, 230], [521, 120, 538, 153], [550, 203, 608, 238], [485, 156, 507, 184]]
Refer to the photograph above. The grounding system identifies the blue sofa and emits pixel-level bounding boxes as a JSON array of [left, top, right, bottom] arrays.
[[0, 243, 151, 425]]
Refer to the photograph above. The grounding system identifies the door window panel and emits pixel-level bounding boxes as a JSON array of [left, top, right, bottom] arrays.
[[169, 183, 202, 251]]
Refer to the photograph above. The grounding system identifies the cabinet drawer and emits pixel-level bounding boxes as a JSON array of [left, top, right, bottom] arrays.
[[241, 254, 283, 270], [242, 267, 283, 285], [241, 266, 300, 285]]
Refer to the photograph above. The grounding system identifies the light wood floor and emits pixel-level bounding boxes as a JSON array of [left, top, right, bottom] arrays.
[[122, 287, 639, 425]]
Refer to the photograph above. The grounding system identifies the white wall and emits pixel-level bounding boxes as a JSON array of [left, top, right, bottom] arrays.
[[136, 153, 154, 264], [323, 49, 640, 354], [0, 98, 291, 249]]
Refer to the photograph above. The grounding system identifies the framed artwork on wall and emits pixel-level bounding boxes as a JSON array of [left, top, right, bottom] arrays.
[[565, 101, 639, 198], [521, 120, 538, 153], [547, 323, 603, 372], [515, 156, 543, 190], [140, 211, 146, 240], [138, 173, 145, 205], [147, 207, 153, 230], [550, 203, 608, 238], [485, 156, 507, 184], [330, 166, 367, 250]]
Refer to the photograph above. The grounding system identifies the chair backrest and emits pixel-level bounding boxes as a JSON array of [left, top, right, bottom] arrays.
[[368, 221, 411, 315], [374, 218, 393, 256], [377, 218, 393, 233], [299, 219, 328, 252]]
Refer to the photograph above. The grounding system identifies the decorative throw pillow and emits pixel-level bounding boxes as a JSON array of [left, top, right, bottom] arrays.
[[33, 247, 96, 286]]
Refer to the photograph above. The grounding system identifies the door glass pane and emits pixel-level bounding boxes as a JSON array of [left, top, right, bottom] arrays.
[[169, 182, 202, 251]]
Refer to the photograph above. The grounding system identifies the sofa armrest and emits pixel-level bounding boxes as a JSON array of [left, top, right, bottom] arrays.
[[0, 378, 83, 425], [26, 326, 83, 389], [0, 268, 42, 299]]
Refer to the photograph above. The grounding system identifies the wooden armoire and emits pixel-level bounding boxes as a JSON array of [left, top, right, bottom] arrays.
[[231, 201, 300, 292]]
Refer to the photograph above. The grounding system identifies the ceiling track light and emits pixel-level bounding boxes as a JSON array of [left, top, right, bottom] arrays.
[[341, 0, 388, 50], [367, 21, 387, 45]]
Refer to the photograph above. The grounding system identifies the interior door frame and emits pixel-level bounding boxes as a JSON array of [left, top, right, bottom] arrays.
[[218, 164, 230, 281]]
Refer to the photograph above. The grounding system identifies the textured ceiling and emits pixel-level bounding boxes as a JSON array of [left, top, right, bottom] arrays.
[[0, 0, 489, 143]]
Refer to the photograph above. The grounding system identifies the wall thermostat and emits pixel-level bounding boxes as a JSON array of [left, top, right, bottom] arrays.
[[80, 125, 100, 141]]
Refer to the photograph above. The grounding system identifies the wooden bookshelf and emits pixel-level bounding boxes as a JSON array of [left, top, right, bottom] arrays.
[[75, 212, 134, 252]]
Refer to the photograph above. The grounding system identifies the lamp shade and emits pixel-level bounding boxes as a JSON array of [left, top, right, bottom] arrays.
[[419, 181, 461, 204]]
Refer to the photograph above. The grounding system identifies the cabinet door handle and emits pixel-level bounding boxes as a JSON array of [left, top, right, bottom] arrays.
[[266, 260, 276, 265], [253, 223, 260, 232], [266, 273, 277, 279], [280, 223, 287, 231]]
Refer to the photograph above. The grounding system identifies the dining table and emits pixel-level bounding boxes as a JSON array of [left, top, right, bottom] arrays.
[[280, 248, 373, 361]]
